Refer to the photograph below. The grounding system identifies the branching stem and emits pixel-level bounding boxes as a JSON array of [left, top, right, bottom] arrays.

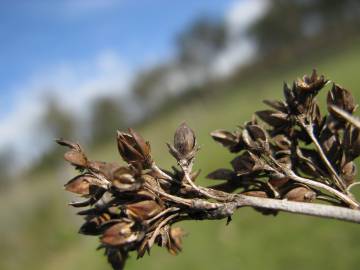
[[267, 155, 359, 208], [182, 189, 360, 224], [182, 167, 227, 201], [148, 213, 179, 248], [148, 162, 360, 222], [287, 171, 359, 209], [299, 119, 348, 192]]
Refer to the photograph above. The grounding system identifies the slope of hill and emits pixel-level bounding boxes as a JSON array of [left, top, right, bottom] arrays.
[[2, 43, 360, 270]]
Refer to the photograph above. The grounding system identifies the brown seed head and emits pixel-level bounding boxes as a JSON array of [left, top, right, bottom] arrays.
[[117, 129, 152, 168]]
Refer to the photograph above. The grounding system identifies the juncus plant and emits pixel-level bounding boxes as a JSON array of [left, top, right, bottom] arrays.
[[58, 70, 360, 270]]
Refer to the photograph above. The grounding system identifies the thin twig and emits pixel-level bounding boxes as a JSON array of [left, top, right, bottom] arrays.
[[330, 105, 360, 129], [144, 183, 192, 207], [299, 119, 348, 192], [146, 207, 180, 224], [286, 171, 359, 209], [147, 213, 179, 248], [181, 164, 228, 202], [267, 155, 359, 208], [316, 195, 342, 206], [347, 182, 360, 192], [151, 163, 173, 181]]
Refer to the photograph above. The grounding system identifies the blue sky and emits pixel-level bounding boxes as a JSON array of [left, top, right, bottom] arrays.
[[0, 0, 234, 117], [0, 0, 270, 169]]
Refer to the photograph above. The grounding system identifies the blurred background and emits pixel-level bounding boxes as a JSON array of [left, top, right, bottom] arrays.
[[1, 0, 360, 269]]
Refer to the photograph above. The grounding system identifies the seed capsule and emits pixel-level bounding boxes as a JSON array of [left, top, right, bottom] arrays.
[[174, 122, 196, 156]]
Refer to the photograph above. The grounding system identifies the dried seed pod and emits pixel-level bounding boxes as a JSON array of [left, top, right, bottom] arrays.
[[111, 167, 143, 192], [256, 110, 289, 127], [174, 122, 196, 155], [268, 175, 290, 188], [274, 152, 292, 169], [210, 129, 238, 146], [231, 151, 268, 175], [210, 129, 243, 152], [327, 84, 357, 118], [101, 219, 144, 247], [88, 161, 121, 179], [166, 227, 186, 255], [126, 200, 164, 220], [56, 139, 79, 149], [283, 82, 297, 111], [242, 124, 269, 152], [341, 161, 357, 186], [168, 122, 197, 162], [65, 174, 107, 195], [105, 247, 128, 270], [56, 139, 88, 167], [156, 225, 171, 248], [309, 102, 322, 128], [320, 129, 340, 160], [68, 197, 96, 208], [64, 150, 88, 167], [282, 70, 327, 116], [79, 213, 112, 235], [247, 125, 267, 141], [272, 134, 291, 150], [117, 129, 152, 168], [284, 186, 316, 202], [241, 128, 254, 149], [241, 190, 268, 198], [343, 125, 360, 160], [295, 147, 324, 178], [135, 189, 158, 201], [295, 69, 327, 94], [137, 236, 151, 258], [263, 99, 288, 113]]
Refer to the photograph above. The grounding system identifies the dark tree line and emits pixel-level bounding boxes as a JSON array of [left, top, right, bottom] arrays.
[[249, 0, 360, 57]]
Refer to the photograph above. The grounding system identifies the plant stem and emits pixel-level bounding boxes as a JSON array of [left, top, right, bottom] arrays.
[[144, 183, 192, 207], [151, 163, 173, 181], [181, 164, 228, 202], [266, 155, 359, 208], [330, 105, 360, 129], [234, 194, 360, 223], [299, 119, 347, 192], [147, 213, 179, 248], [287, 171, 359, 209], [189, 188, 360, 224], [146, 207, 180, 224]]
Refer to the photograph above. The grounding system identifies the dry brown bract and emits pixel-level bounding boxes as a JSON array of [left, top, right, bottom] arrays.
[[58, 70, 360, 270]]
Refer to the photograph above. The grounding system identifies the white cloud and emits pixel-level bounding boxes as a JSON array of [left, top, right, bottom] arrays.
[[211, 40, 254, 78], [0, 50, 131, 170], [211, 0, 269, 77], [227, 0, 269, 36]]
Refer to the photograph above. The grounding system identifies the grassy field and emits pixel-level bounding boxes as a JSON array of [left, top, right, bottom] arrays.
[[2, 44, 360, 270]]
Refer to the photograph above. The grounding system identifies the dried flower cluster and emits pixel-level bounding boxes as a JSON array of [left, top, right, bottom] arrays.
[[58, 70, 360, 270], [210, 70, 360, 209]]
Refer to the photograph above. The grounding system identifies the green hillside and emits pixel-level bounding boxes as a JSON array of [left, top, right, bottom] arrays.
[[2, 43, 360, 270]]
